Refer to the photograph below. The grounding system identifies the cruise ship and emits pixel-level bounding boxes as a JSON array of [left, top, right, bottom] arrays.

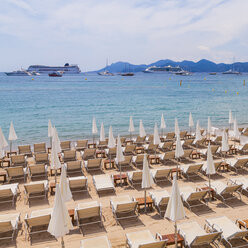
[[143, 65, 182, 73], [27, 63, 81, 74]]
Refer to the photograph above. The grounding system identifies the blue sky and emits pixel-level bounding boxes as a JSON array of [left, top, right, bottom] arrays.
[[0, 0, 247, 71]]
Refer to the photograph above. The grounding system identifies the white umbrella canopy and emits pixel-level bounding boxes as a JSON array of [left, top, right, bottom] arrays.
[[160, 113, 166, 130], [139, 120, 146, 137], [153, 123, 160, 145], [8, 121, 18, 141], [100, 122, 105, 142], [189, 112, 194, 128], [47, 184, 73, 246], [229, 110, 233, 125], [195, 120, 202, 142], [52, 127, 61, 154], [207, 117, 212, 136], [60, 164, 72, 202], [221, 129, 229, 152], [108, 126, 116, 148], [92, 117, 98, 134], [116, 135, 125, 163], [51, 140, 62, 171], [165, 175, 185, 221], [175, 134, 184, 159], [0, 128, 8, 148], [48, 120, 53, 138], [175, 118, 180, 138], [233, 118, 240, 139], [128, 116, 135, 133], [206, 143, 216, 176], [142, 153, 154, 189]]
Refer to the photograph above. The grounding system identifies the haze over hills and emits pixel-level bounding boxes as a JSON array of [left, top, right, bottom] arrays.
[[94, 59, 248, 73]]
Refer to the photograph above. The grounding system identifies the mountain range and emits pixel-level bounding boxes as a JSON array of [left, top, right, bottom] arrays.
[[95, 59, 248, 73]]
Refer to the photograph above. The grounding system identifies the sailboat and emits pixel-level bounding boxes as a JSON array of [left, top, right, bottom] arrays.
[[121, 63, 134, 76], [98, 59, 114, 76], [222, 57, 241, 75]]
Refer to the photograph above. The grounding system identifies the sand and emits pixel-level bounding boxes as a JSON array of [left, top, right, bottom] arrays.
[[1, 140, 248, 248]]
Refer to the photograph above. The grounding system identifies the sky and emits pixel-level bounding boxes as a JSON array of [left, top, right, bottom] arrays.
[[0, 0, 248, 72]]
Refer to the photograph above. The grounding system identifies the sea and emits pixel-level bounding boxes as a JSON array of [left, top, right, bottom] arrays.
[[0, 72, 248, 146]]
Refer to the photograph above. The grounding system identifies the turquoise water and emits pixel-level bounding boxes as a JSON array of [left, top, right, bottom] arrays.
[[0, 72, 248, 145]]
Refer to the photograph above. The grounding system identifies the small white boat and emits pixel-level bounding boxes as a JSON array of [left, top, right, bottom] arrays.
[[5, 69, 31, 76]]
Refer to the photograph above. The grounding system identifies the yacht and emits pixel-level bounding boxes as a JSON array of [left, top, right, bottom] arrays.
[[222, 69, 240, 75], [143, 65, 182, 73], [174, 70, 192, 76], [98, 59, 114, 76], [5, 69, 31, 76], [27, 63, 81, 74]]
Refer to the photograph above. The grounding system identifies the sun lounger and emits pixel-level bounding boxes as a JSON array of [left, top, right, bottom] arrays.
[[115, 156, 132, 170], [34, 153, 49, 164], [180, 163, 203, 180], [180, 149, 193, 162], [149, 190, 170, 217], [160, 151, 175, 165], [33, 143, 47, 154], [62, 150, 77, 162], [110, 195, 138, 223], [177, 221, 222, 247], [75, 201, 103, 229], [124, 144, 136, 156], [134, 136, 146, 145], [126, 229, 167, 248], [151, 168, 171, 183], [93, 174, 115, 195], [80, 236, 111, 248], [24, 208, 52, 243], [229, 176, 248, 194], [66, 160, 83, 175], [180, 131, 188, 140], [60, 141, 71, 152], [107, 147, 117, 158], [120, 137, 126, 145], [182, 139, 194, 149], [0, 183, 19, 206], [18, 145, 32, 156], [144, 144, 159, 154], [0, 213, 20, 242], [5, 166, 26, 182], [199, 145, 220, 158], [84, 158, 102, 172], [98, 140, 108, 149], [132, 155, 144, 168], [180, 186, 207, 210], [81, 148, 96, 160], [10, 154, 26, 167], [69, 176, 88, 193], [76, 140, 88, 151], [210, 180, 242, 203], [28, 163, 48, 179], [165, 132, 175, 141], [226, 157, 248, 173], [128, 171, 143, 186], [159, 141, 173, 152], [201, 161, 222, 174], [205, 216, 248, 248], [23, 180, 48, 204], [210, 136, 222, 145], [192, 138, 206, 148], [235, 143, 248, 154]]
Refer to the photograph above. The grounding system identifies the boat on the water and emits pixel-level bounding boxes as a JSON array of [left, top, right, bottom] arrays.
[[49, 72, 63, 77], [222, 69, 240, 75], [143, 65, 182, 73], [174, 70, 192, 76], [98, 59, 114, 76], [27, 63, 81, 74], [5, 69, 31, 76], [209, 72, 217, 75], [121, 72, 134, 76]]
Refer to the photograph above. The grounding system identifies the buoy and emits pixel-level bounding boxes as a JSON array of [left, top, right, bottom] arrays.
[[180, 80, 182, 86], [32, 78, 34, 80], [85, 78, 87, 80], [204, 78, 206, 80], [212, 88, 214, 91], [169, 78, 171, 80], [225, 90, 227, 93], [244, 80, 245, 86], [237, 92, 239, 95]]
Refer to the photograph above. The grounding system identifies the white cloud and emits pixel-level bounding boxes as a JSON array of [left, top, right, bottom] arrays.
[[0, 0, 248, 71]]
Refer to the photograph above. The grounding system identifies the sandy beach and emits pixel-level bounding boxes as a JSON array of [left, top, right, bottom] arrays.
[[1, 132, 248, 248]]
